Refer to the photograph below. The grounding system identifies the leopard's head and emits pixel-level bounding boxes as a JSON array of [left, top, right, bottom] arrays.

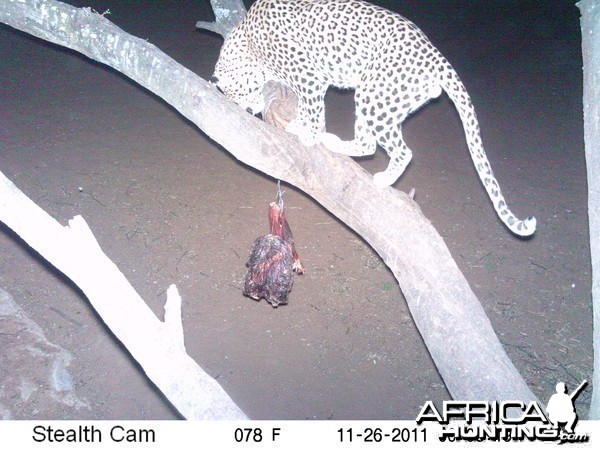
[[210, 27, 266, 115]]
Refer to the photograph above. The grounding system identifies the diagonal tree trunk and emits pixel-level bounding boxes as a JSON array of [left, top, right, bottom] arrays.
[[0, 0, 539, 406]]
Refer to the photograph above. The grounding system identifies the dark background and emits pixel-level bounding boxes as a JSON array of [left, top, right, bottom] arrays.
[[0, 0, 590, 419]]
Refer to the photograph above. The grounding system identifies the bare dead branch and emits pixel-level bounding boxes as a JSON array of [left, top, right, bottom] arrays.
[[0, 170, 247, 420]]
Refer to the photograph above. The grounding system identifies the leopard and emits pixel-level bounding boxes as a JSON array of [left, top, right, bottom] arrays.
[[209, 0, 536, 237]]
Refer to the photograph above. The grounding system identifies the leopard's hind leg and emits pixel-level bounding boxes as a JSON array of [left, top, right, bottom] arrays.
[[373, 128, 414, 187], [367, 66, 442, 187]]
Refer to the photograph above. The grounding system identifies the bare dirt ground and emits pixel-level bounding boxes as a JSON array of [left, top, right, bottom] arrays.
[[0, 0, 591, 420]]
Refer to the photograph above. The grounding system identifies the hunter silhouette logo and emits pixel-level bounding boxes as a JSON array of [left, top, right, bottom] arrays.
[[546, 380, 587, 434]]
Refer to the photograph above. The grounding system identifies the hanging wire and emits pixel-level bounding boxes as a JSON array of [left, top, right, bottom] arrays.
[[276, 180, 285, 210]]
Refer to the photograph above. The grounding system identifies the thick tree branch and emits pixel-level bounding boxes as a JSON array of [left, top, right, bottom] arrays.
[[0, 0, 539, 405]]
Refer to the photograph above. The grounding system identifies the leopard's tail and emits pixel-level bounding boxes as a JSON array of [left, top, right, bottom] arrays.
[[439, 60, 536, 237]]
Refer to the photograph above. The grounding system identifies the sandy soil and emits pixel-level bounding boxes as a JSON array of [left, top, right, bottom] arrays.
[[0, 0, 591, 420]]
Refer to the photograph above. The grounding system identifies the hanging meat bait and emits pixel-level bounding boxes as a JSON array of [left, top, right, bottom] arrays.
[[243, 182, 304, 307]]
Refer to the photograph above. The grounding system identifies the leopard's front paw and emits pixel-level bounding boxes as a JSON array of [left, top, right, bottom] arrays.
[[321, 132, 376, 157], [286, 119, 318, 146], [320, 132, 345, 153]]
